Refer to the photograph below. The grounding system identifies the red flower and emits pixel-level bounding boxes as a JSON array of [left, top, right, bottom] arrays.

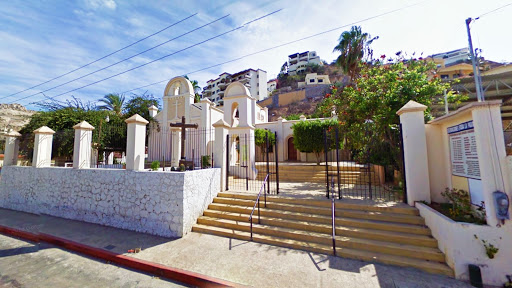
[[380, 54, 386, 59], [324, 93, 331, 98]]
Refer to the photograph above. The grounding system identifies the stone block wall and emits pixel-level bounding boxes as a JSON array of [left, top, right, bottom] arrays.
[[0, 166, 220, 238]]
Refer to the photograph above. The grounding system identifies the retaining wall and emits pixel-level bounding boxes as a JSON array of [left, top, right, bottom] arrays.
[[0, 166, 220, 238]]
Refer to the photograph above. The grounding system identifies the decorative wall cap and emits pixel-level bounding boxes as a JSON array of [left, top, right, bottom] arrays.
[[396, 100, 427, 116], [148, 105, 158, 111], [33, 126, 56, 135], [300, 114, 306, 120], [125, 114, 149, 125], [212, 119, 230, 128], [229, 125, 255, 130], [428, 100, 502, 124], [200, 98, 212, 104], [73, 121, 95, 131], [4, 130, 22, 137]]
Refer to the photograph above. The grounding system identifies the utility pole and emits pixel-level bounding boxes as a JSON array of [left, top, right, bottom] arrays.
[[465, 18, 484, 102]]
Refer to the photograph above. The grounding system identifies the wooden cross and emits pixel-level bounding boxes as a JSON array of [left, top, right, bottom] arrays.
[[170, 116, 198, 160]]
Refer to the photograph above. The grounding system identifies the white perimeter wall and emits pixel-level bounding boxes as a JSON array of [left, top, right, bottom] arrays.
[[417, 202, 512, 286], [0, 166, 220, 238]]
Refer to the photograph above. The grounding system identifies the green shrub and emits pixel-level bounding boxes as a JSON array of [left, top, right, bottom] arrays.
[[201, 155, 211, 168], [179, 164, 186, 171], [151, 161, 160, 171]]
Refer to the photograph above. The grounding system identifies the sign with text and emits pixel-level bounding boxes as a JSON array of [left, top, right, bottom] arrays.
[[448, 121, 481, 179]]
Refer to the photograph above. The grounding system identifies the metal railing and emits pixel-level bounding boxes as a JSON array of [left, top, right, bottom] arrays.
[[249, 174, 269, 240], [330, 176, 337, 256]]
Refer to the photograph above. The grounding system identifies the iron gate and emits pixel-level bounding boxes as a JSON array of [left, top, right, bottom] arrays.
[[226, 131, 279, 194], [324, 127, 405, 202]]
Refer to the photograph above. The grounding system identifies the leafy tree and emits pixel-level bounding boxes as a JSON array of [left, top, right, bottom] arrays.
[[18, 107, 126, 161], [98, 93, 125, 115], [326, 55, 462, 172], [123, 93, 160, 121], [291, 119, 339, 165], [254, 128, 276, 150], [333, 26, 378, 81]]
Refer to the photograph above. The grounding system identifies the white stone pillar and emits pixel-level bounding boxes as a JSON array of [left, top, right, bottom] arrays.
[[125, 114, 149, 171], [33, 126, 55, 168], [149, 105, 158, 118], [72, 121, 94, 169], [277, 117, 285, 161], [170, 128, 181, 167], [397, 100, 431, 205], [214, 119, 230, 191], [471, 102, 509, 226], [3, 130, 21, 166]]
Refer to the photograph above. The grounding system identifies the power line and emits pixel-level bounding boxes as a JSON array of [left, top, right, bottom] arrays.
[[6, 13, 198, 98], [10, 14, 230, 103], [477, 2, 512, 18], [25, 9, 282, 105], [122, 1, 429, 95]]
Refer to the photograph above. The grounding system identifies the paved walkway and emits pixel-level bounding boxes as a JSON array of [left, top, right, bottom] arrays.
[[0, 208, 474, 288]]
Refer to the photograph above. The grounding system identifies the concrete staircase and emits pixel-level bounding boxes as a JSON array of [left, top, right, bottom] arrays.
[[254, 164, 376, 184], [192, 192, 454, 277]]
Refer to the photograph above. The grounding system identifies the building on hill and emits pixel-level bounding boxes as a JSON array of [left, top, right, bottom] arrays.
[[285, 51, 322, 76], [428, 48, 505, 80], [430, 48, 470, 66], [267, 79, 277, 96], [202, 69, 267, 106], [298, 73, 331, 88]]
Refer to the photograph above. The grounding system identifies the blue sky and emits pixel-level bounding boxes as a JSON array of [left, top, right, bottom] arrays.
[[1, 0, 511, 110]]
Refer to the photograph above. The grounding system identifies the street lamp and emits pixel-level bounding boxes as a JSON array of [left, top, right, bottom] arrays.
[[97, 115, 110, 166]]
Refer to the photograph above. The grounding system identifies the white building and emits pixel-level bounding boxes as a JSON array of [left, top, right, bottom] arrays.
[[298, 73, 331, 88], [286, 51, 322, 76], [267, 79, 277, 96], [202, 69, 267, 105], [430, 48, 469, 66], [148, 77, 269, 167]]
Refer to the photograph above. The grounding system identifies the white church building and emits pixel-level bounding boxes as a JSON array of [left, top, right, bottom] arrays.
[[147, 76, 328, 173]]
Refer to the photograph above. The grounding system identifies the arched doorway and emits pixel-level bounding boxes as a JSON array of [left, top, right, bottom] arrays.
[[287, 137, 297, 161]]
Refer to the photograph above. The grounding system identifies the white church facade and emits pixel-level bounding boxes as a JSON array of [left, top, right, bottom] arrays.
[[147, 76, 327, 173]]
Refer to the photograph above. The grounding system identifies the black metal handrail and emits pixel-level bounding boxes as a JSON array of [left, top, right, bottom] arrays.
[[330, 176, 337, 256], [249, 174, 269, 240]]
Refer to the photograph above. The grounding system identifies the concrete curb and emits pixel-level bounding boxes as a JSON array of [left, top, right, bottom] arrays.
[[0, 225, 238, 288]]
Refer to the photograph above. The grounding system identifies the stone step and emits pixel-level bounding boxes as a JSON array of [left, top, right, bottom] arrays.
[[197, 216, 444, 262], [202, 210, 436, 247], [211, 199, 424, 225], [191, 224, 454, 277], [207, 203, 430, 235], [254, 165, 370, 172], [217, 192, 418, 215]]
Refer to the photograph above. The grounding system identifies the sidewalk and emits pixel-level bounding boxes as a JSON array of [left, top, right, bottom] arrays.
[[0, 208, 473, 288]]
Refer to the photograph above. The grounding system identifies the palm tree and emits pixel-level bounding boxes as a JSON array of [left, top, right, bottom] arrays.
[[333, 26, 377, 82], [97, 93, 125, 115], [184, 75, 202, 103]]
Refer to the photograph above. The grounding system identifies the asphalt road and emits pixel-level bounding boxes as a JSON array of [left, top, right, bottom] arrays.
[[0, 234, 188, 288]]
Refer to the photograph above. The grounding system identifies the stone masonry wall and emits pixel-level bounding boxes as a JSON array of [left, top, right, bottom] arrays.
[[0, 166, 220, 238]]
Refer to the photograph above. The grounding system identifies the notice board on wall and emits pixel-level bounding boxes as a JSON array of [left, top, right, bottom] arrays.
[[448, 121, 481, 180]]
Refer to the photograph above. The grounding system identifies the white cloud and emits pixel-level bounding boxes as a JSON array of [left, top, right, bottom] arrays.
[[84, 0, 116, 10]]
